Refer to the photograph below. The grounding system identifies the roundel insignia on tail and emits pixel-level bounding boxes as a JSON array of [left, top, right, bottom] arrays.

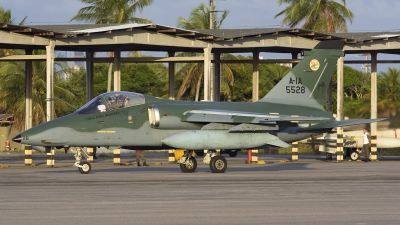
[[310, 59, 320, 71]]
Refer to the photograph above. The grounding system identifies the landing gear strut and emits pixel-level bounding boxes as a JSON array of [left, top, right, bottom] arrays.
[[69, 147, 92, 174], [177, 150, 228, 173]]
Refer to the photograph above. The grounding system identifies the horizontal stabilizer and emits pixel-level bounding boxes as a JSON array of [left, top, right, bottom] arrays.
[[298, 118, 387, 132]]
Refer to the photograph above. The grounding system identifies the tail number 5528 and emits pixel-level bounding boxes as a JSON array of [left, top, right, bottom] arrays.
[[286, 86, 305, 93]]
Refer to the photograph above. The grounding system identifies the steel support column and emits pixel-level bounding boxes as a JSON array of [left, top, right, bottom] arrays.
[[113, 50, 121, 91], [46, 41, 55, 121], [251, 50, 260, 161], [25, 49, 33, 166], [370, 52, 378, 161], [85, 51, 94, 101], [336, 57, 344, 162], [25, 49, 33, 130], [291, 52, 298, 68], [203, 45, 212, 100], [213, 51, 221, 101], [252, 50, 259, 102], [168, 51, 175, 100]]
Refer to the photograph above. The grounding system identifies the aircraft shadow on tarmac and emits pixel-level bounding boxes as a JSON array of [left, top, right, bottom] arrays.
[[38, 161, 314, 174]]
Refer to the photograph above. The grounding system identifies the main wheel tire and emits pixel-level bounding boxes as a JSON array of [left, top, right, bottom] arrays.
[[179, 156, 197, 173], [228, 150, 238, 157], [350, 151, 359, 161], [210, 156, 227, 173], [78, 161, 91, 174]]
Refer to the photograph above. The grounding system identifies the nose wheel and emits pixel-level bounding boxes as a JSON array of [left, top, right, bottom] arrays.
[[78, 161, 92, 174]]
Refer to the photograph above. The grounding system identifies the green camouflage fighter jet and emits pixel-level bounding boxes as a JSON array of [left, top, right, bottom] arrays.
[[13, 40, 385, 174]]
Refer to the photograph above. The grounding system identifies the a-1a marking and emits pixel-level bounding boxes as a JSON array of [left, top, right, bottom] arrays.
[[286, 77, 305, 93]]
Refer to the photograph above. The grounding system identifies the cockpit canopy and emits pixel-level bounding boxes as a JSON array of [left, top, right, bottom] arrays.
[[75, 91, 145, 114]]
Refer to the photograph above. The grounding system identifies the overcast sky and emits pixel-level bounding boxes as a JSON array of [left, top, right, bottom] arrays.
[[2, 0, 400, 71]]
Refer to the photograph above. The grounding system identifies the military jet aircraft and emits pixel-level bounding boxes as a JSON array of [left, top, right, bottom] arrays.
[[13, 40, 385, 174]]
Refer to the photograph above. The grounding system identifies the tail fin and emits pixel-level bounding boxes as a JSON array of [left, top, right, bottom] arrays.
[[258, 40, 344, 109]]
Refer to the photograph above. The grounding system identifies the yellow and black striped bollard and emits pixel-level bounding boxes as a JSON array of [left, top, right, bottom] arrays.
[[24, 145, 32, 166], [251, 149, 258, 164], [336, 129, 344, 162], [291, 142, 298, 162], [46, 147, 54, 168], [87, 147, 94, 162], [371, 132, 377, 161], [168, 149, 175, 163], [113, 149, 120, 166]]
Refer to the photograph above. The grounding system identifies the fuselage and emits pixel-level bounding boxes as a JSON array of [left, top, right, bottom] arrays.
[[14, 92, 334, 150]]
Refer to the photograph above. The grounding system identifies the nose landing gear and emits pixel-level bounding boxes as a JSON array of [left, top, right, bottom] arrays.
[[69, 147, 92, 174]]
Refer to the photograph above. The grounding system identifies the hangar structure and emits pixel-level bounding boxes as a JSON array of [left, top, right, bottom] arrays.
[[1, 22, 400, 162]]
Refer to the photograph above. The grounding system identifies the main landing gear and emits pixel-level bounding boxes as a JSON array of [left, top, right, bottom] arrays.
[[177, 150, 227, 173], [69, 147, 92, 174]]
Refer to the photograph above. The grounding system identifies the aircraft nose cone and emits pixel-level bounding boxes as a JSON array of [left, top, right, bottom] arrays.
[[12, 134, 22, 143]]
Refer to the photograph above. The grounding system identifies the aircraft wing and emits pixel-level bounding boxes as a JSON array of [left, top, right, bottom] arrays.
[[297, 118, 387, 132], [181, 109, 330, 124]]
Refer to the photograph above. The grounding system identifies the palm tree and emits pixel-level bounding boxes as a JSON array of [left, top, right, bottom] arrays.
[[71, 0, 154, 91], [176, 3, 232, 101], [265, 63, 291, 89], [70, 0, 153, 24], [274, 0, 354, 33], [0, 7, 27, 57], [177, 3, 229, 30], [356, 68, 400, 118], [0, 50, 74, 129], [0, 6, 27, 25], [376, 68, 400, 117]]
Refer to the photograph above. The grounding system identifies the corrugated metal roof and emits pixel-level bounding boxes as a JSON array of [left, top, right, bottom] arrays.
[[195, 28, 294, 39], [3, 22, 400, 44], [25, 23, 207, 38], [70, 23, 151, 33], [29, 24, 119, 35], [328, 32, 400, 42]]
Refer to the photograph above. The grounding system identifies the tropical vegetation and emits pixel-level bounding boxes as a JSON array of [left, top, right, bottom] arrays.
[[71, 0, 154, 92], [0, 6, 26, 25], [176, 3, 233, 101], [274, 0, 354, 33], [0, 50, 74, 129], [70, 0, 153, 24]]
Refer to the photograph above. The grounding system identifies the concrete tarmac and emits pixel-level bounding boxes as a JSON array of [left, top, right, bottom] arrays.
[[1, 154, 400, 225]]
